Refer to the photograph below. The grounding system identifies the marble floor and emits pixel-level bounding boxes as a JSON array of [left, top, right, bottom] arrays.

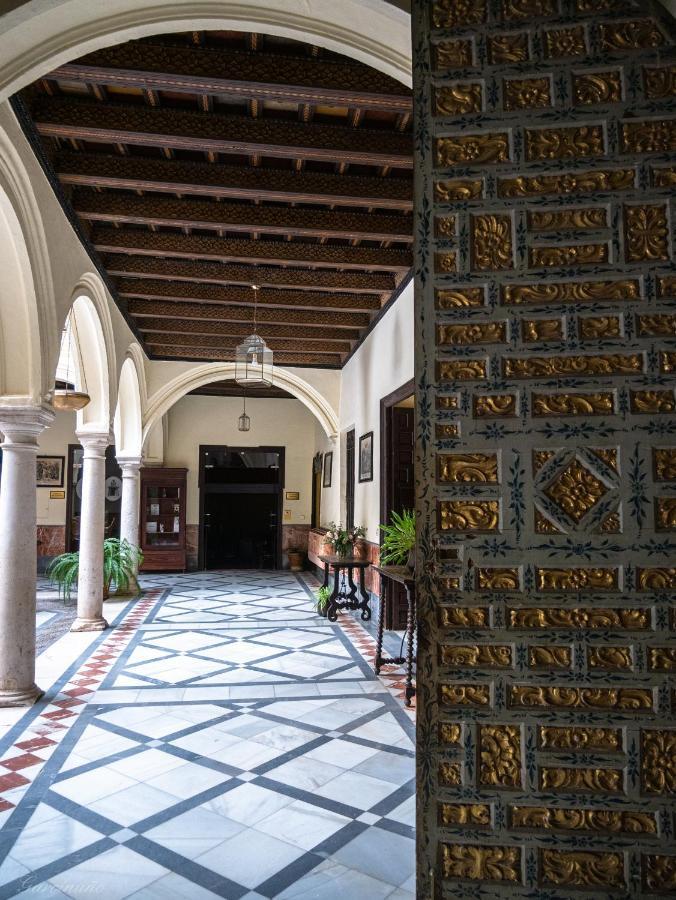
[[0, 571, 415, 899]]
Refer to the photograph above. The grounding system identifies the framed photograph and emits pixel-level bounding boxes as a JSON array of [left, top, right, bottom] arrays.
[[323, 451, 333, 488], [359, 432, 374, 483], [36, 455, 65, 488]]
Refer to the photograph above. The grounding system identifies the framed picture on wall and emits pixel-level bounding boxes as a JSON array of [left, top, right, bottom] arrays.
[[36, 455, 65, 488], [359, 432, 374, 483], [323, 451, 333, 488]]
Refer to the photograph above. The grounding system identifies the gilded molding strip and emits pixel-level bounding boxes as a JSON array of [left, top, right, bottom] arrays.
[[653, 166, 676, 188], [541, 849, 625, 888], [637, 313, 676, 336], [504, 77, 551, 111], [499, 168, 634, 198], [641, 730, 676, 794], [512, 806, 655, 834], [621, 119, 676, 155], [579, 315, 622, 340], [439, 723, 462, 745], [471, 214, 514, 270], [434, 84, 483, 116], [501, 278, 640, 305], [539, 725, 622, 751], [432, 0, 487, 28], [440, 804, 491, 827], [648, 648, 676, 670], [534, 508, 562, 533], [441, 844, 521, 883], [473, 394, 517, 417], [503, 353, 643, 378], [643, 855, 676, 893], [535, 566, 618, 591], [654, 448, 676, 481], [434, 41, 474, 70], [661, 351, 676, 374], [528, 207, 607, 231], [504, 0, 557, 20], [624, 205, 670, 261], [437, 453, 499, 483], [476, 567, 520, 590], [655, 497, 676, 531], [435, 251, 456, 272], [435, 287, 485, 308], [440, 644, 512, 668], [508, 607, 651, 630], [637, 567, 676, 590], [440, 684, 491, 707], [525, 125, 605, 161], [530, 243, 608, 267], [438, 359, 487, 380], [543, 460, 608, 522], [544, 26, 586, 59], [439, 762, 462, 786], [522, 319, 562, 342], [574, 71, 622, 105], [510, 685, 653, 711], [643, 64, 676, 99], [488, 33, 529, 64], [540, 767, 624, 794], [435, 133, 510, 167], [479, 725, 521, 787], [528, 646, 571, 668], [588, 646, 633, 670], [532, 450, 556, 472], [437, 322, 507, 346], [440, 607, 489, 627], [434, 179, 483, 201], [439, 500, 500, 531], [599, 19, 665, 51], [532, 392, 614, 416]]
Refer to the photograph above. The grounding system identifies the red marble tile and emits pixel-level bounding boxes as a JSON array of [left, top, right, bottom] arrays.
[[53, 698, 84, 709], [0, 772, 29, 791], [0, 798, 14, 813], [62, 687, 93, 699], [15, 737, 55, 752], [0, 753, 43, 771], [41, 709, 77, 722]]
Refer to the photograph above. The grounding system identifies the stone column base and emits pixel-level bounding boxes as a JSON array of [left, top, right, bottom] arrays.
[[71, 616, 108, 632], [0, 684, 43, 706]]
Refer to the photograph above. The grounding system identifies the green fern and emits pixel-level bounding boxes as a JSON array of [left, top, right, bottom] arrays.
[[316, 585, 331, 611], [48, 538, 144, 601], [379, 509, 416, 566], [47, 551, 80, 602]]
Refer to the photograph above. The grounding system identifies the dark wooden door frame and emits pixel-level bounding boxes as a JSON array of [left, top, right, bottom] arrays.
[[379, 378, 415, 533], [345, 428, 356, 530], [198, 444, 285, 570]]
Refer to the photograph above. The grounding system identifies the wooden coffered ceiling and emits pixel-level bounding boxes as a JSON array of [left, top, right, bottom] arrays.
[[17, 30, 413, 368]]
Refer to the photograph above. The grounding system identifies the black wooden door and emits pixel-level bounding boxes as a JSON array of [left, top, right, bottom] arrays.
[[388, 407, 414, 629], [345, 429, 355, 530]]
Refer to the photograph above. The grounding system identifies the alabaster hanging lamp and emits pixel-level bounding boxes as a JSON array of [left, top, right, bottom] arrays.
[[238, 389, 251, 432], [53, 308, 91, 411], [235, 285, 273, 388]]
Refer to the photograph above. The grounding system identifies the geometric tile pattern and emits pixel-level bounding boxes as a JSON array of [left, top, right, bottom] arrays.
[[0, 571, 415, 898]]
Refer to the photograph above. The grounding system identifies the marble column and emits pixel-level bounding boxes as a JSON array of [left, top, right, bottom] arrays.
[[0, 405, 54, 706], [118, 456, 142, 594], [71, 431, 109, 632]]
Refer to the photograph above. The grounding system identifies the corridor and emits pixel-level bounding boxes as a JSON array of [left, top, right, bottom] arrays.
[[0, 572, 415, 899]]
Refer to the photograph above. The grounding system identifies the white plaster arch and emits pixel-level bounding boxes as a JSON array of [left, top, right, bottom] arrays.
[[113, 346, 146, 458], [0, 0, 411, 107], [143, 363, 339, 449], [0, 125, 57, 405]]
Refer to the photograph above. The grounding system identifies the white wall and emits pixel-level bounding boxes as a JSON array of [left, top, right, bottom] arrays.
[[36, 408, 76, 526], [163, 394, 322, 525]]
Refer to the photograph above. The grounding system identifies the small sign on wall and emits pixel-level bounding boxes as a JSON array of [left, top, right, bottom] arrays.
[[285, 491, 300, 500], [49, 490, 66, 500]]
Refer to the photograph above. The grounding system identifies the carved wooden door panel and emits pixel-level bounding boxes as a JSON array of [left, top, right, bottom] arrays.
[[412, 0, 676, 896]]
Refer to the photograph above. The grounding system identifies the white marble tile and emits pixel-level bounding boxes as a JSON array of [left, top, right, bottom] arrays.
[[50, 845, 168, 900], [254, 799, 350, 851], [202, 782, 294, 826], [88, 782, 181, 827], [195, 828, 304, 889]]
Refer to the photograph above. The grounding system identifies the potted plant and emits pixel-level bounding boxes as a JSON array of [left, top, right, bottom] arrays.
[[49, 538, 144, 602], [287, 547, 305, 572], [316, 585, 331, 617], [325, 522, 366, 558], [379, 509, 416, 571]]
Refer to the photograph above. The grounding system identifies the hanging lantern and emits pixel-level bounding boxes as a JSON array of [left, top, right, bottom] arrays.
[[235, 285, 273, 387], [53, 309, 91, 411], [237, 390, 251, 432]]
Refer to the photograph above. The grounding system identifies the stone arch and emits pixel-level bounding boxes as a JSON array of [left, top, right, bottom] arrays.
[[143, 363, 339, 450], [113, 345, 146, 458]]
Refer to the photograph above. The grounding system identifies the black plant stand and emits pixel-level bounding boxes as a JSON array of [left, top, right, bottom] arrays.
[[319, 554, 372, 623], [373, 565, 416, 706]]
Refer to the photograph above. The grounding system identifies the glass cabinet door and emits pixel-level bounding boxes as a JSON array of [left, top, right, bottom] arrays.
[[145, 484, 181, 548]]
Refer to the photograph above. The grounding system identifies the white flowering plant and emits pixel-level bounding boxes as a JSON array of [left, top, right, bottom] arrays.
[[325, 522, 366, 557]]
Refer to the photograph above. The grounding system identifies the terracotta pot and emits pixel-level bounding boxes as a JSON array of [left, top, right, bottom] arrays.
[[287, 549, 304, 572], [322, 541, 334, 557], [353, 539, 368, 561]]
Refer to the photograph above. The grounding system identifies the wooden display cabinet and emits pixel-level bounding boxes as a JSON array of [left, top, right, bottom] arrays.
[[140, 467, 188, 571]]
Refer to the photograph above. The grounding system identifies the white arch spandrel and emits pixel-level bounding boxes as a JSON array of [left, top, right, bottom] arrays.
[[113, 346, 145, 458], [143, 363, 339, 451]]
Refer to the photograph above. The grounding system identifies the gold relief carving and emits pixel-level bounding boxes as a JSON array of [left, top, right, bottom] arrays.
[[534, 509, 561, 533], [654, 448, 676, 481], [533, 392, 614, 417], [434, 41, 474, 70], [638, 567, 676, 590], [576, 0, 624, 9], [435, 84, 483, 116], [624, 205, 669, 262], [488, 32, 529, 64], [502, 0, 556, 19], [599, 20, 665, 51], [473, 394, 517, 417], [442, 844, 521, 883], [522, 319, 562, 342], [530, 243, 608, 267], [588, 646, 632, 670], [438, 359, 487, 381], [440, 803, 490, 827], [439, 761, 462, 786], [658, 274, 676, 296], [642, 730, 676, 794], [539, 725, 622, 752], [438, 453, 499, 483], [504, 353, 643, 379], [434, 179, 483, 201], [637, 313, 676, 337], [525, 125, 605, 161], [540, 767, 623, 793], [598, 510, 621, 533], [532, 450, 556, 471], [435, 251, 456, 273], [499, 168, 634, 198], [622, 119, 676, 155], [649, 648, 676, 671], [436, 423, 459, 439], [439, 723, 462, 745], [504, 77, 551, 111], [479, 725, 521, 788], [502, 278, 640, 305], [541, 849, 625, 888], [574, 71, 622, 106], [528, 646, 571, 669], [441, 644, 512, 668], [512, 806, 655, 834], [653, 167, 676, 188], [432, 0, 487, 28], [435, 133, 510, 168], [440, 575, 460, 590], [476, 567, 520, 590], [509, 606, 650, 630], [512, 685, 652, 712], [655, 498, 676, 531], [471, 214, 513, 270], [437, 322, 507, 346], [436, 395, 459, 410], [662, 351, 676, 374], [579, 316, 622, 340], [590, 447, 618, 471], [544, 26, 586, 59], [536, 567, 618, 591], [543, 459, 608, 523], [436, 286, 484, 308], [644, 855, 676, 894], [440, 683, 491, 707], [528, 207, 607, 231], [644, 65, 676, 100], [439, 500, 499, 531], [440, 606, 489, 627], [435, 216, 456, 238]]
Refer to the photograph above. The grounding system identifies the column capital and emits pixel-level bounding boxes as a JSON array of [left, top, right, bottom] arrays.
[[0, 404, 54, 445], [76, 430, 111, 455], [117, 456, 143, 473]]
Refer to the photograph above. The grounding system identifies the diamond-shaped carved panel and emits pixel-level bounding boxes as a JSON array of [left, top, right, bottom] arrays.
[[543, 458, 608, 523]]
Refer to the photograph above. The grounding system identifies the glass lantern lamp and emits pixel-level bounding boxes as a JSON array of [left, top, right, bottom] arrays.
[[238, 391, 251, 432], [235, 285, 273, 388]]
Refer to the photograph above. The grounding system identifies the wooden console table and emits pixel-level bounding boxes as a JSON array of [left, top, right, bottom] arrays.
[[373, 565, 416, 706], [319, 554, 371, 623]]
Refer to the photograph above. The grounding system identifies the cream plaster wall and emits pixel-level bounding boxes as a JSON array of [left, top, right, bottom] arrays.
[[163, 394, 321, 525], [35, 408, 76, 526]]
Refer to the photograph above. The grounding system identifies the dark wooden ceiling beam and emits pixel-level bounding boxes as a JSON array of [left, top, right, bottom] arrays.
[[50, 43, 412, 113], [92, 227, 412, 271], [126, 297, 369, 329], [147, 345, 341, 366], [117, 278, 380, 312], [33, 99, 413, 167], [142, 331, 348, 355], [56, 152, 412, 210], [134, 316, 360, 343], [73, 189, 413, 242], [101, 254, 395, 294]]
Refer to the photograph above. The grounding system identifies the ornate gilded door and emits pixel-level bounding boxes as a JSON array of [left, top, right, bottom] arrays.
[[413, 0, 676, 895]]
